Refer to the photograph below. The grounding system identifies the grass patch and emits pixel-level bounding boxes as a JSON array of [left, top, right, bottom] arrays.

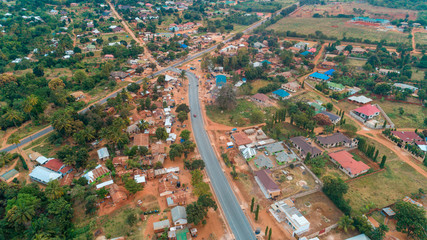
[[268, 17, 409, 44], [140, 195, 159, 211], [371, 100, 427, 128], [414, 32, 427, 47], [345, 138, 427, 215], [206, 99, 273, 127], [32, 142, 55, 157], [23, 134, 50, 150], [347, 58, 367, 67], [411, 67, 425, 82], [101, 206, 143, 239], [371, 211, 385, 225], [250, 80, 270, 94], [7, 123, 49, 144]]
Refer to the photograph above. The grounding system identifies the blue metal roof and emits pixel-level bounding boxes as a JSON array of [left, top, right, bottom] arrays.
[[216, 75, 227, 86], [309, 72, 330, 81], [272, 89, 290, 98], [324, 69, 336, 76], [180, 44, 188, 49], [301, 51, 311, 56]]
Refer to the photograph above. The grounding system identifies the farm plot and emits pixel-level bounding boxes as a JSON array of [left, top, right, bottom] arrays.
[[268, 17, 409, 44]]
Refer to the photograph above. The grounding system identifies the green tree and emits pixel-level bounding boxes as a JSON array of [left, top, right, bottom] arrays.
[[45, 180, 64, 200], [180, 130, 191, 141], [156, 127, 168, 141], [6, 193, 40, 226], [178, 111, 188, 124], [380, 155, 387, 169], [394, 201, 427, 239], [250, 197, 255, 212], [255, 204, 260, 221], [338, 215, 355, 233], [4, 108, 24, 128], [370, 223, 389, 240], [216, 84, 237, 110]]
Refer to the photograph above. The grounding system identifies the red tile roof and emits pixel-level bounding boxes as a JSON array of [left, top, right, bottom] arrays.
[[328, 151, 370, 176], [353, 104, 380, 116], [44, 159, 64, 172], [252, 93, 269, 102], [60, 166, 72, 174], [391, 131, 423, 143], [232, 132, 252, 146]]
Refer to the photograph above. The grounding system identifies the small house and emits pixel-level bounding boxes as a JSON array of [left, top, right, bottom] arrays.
[[353, 104, 380, 120], [328, 151, 370, 178], [254, 170, 280, 199], [272, 89, 290, 100], [171, 206, 187, 226], [97, 147, 110, 161]]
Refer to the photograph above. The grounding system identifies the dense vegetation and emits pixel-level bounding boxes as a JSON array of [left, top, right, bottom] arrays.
[[367, 0, 427, 10]]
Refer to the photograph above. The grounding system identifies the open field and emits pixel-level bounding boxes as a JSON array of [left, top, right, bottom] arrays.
[[347, 58, 367, 67], [268, 17, 409, 44], [345, 138, 427, 214], [206, 99, 274, 127], [99, 206, 144, 239], [411, 67, 425, 82], [271, 164, 318, 198], [414, 32, 427, 46], [336, 98, 426, 129], [294, 191, 343, 236], [250, 80, 270, 94]]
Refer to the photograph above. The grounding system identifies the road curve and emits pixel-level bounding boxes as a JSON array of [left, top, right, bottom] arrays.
[[182, 69, 256, 240]]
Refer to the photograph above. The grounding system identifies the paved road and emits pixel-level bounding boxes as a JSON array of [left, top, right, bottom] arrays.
[[182, 69, 256, 240]]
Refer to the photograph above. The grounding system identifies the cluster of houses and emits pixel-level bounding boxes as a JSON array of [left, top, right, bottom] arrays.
[[28, 154, 73, 185]]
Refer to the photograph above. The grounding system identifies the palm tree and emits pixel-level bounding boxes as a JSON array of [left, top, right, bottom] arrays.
[[4, 108, 24, 128], [45, 180, 64, 200], [6, 204, 36, 226], [23, 95, 39, 120], [338, 215, 355, 233], [9, 134, 22, 156], [33, 233, 50, 240], [179, 70, 186, 81], [137, 120, 149, 132]]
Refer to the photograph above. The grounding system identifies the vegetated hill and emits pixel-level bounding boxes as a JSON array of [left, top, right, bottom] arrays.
[[367, 0, 427, 11]]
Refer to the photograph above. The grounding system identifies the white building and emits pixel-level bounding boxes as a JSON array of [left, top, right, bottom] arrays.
[[270, 200, 310, 236], [29, 166, 62, 184]]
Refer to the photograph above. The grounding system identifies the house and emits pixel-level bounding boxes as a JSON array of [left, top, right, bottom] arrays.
[[85, 44, 96, 52], [153, 220, 170, 233], [83, 164, 110, 183], [166, 192, 187, 207], [264, 142, 285, 155], [158, 173, 179, 196], [254, 42, 266, 48], [171, 206, 187, 226], [275, 151, 297, 165], [393, 83, 418, 93], [110, 71, 128, 80], [112, 26, 123, 32], [308, 72, 330, 81], [391, 131, 424, 144], [290, 136, 322, 158], [215, 75, 227, 88], [29, 166, 62, 184], [327, 82, 344, 91], [281, 82, 300, 93], [104, 54, 114, 60], [97, 147, 110, 160], [254, 170, 280, 199], [378, 69, 400, 75], [231, 132, 252, 146], [345, 234, 371, 240], [272, 89, 290, 100], [240, 146, 256, 160], [316, 132, 357, 148], [294, 42, 309, 50], [328, 151, 370, 178], [309, 102, 326, 114], [353, 104, 380, 120], [252, 93, 269, 104], [348, 95, 372, 105], [271, 200, 310, 236], [133, 133, 150, 148], [324, 69, 336, 76], [70, 91, 85, 101], [65, 50, 74, 55], [254, 155, 274, 169], [321, 61, 336, 68], [43, 159, 73, 176], [112, 156, 129, 167], [319, 111, 341, 124], [351, 47, 366, 55]]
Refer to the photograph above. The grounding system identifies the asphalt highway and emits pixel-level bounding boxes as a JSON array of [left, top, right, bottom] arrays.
[[183, 69, 256, 240]]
